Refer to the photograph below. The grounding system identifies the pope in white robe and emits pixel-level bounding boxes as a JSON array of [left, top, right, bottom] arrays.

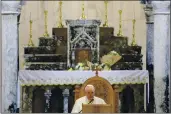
[[71, 85, 106, 113]]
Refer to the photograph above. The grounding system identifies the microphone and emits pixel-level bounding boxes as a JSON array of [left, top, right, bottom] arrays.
[[78, 99, 94, 113], [88, 99, 94, 104]]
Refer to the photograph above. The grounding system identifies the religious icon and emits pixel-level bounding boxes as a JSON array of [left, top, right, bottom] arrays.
[[76, 49, 91, 64]]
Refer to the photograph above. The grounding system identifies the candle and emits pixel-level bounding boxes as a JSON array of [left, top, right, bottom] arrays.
[[133, 2, 135, 19], [30, 12, 31, 20], [119, 1, 123, 10], [119, 1, 121, 10]]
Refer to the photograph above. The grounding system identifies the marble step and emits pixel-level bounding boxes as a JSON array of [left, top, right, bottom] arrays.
[[112, 46, 142, 54], [24, 46, 56, 54], [100, 45, 142, 58], [100, 27, 114, 40], [25, 55, 66, 62], [52, 28, 67, 45], [119, 54, 143, 62], [39, 37, 57, 47], [111, 62, 143, 70], [25, 62, 67, 70], [101, 36, 128, 46]]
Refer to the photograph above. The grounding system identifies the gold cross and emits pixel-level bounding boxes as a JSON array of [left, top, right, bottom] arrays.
[[93, 66, 101, 76]]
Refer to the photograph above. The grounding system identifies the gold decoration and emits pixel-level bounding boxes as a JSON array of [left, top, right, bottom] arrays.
[[103, 0, 108, 27], [28, 20, 34, 47], [43, 10, 49, 37], [131, 19, 137, 46], [81, 1, 86, 19], [57, 1, 64, 28], [117, 10, 123, 36], [93, 65, 101, 76]]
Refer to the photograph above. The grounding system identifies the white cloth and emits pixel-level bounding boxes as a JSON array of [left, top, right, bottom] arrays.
[[19, 70, 149, 86], [71, 96, 106, 113]]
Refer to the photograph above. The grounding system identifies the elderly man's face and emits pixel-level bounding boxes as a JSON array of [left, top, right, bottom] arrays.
[[85, 87, 95, 101]]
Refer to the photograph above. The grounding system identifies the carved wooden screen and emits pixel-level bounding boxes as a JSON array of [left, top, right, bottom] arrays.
[[78, 76, 117, 112]]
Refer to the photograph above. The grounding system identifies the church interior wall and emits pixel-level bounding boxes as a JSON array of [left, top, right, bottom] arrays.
[[18, 1, 147, 70]]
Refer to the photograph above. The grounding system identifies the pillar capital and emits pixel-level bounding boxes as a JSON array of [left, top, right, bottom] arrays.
[[144, 3, 154, 23], [1, 1, 22, 15], [152, 1, 170, 15], [62, 88, 70, 96]]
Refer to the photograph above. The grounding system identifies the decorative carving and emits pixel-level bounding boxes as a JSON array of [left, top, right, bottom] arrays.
[[143, 4, 154, 23], [75, 76, 118, 112], [62, 88, 70, 113], [21, 86, 33, 113], [44, 89, 52, 112], [66, 20, 101, 67]]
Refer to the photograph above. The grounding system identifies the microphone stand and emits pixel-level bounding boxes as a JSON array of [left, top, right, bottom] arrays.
[[78, 99, 94, 113]]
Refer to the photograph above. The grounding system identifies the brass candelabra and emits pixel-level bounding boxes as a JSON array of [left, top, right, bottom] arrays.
[[117, 10, 123, 36], [103, 0, 108, 27], [81, 1, 86, 19], [28, 20, 34, 47], [57, 1, 64, 28], [131, 19, 137, 46], [43, 10, 50, 37]]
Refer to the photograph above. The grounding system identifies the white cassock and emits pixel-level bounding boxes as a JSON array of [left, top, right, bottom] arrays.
[[71, 96, 106, 113]]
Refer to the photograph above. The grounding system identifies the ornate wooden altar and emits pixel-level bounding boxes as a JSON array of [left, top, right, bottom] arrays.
[[74, 74, 119, 113]]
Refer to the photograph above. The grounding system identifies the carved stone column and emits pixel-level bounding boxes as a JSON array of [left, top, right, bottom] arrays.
[[21, 86, 33, 113], [112, 85, 120, 113], [44, 87, 52, 113], [1, 1, 21, 112], [62, 88, 70, 113], [144, 3, 154, 112], [152, 1, 170, 113]]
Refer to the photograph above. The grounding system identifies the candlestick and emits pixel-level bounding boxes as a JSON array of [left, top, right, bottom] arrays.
[[103, 0, 109, 27], [133, 2, 135, 19], [43, 10, 49, 37], [57, 1, 64, 28], [28, 19, 34, 47], [80, 1, 86, 19], [131, 19, 137, 46], [117, 10, 123, 36], [30, 12, 31, 20]]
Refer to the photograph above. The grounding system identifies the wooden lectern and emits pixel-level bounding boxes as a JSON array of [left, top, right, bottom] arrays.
[[82, 104, 112, 113], [74, 71, 119, 112]]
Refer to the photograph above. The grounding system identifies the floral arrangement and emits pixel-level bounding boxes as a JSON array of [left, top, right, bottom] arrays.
[[68, 50, 122, 71]]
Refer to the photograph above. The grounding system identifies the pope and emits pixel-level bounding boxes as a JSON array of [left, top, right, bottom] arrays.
[[71, 84, 106, 113]]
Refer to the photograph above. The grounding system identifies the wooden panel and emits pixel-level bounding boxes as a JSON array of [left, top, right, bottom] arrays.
[[82, 104, 112, 113]]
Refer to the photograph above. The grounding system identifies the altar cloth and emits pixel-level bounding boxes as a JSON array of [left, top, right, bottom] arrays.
[[19, 70, 149, 86]]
